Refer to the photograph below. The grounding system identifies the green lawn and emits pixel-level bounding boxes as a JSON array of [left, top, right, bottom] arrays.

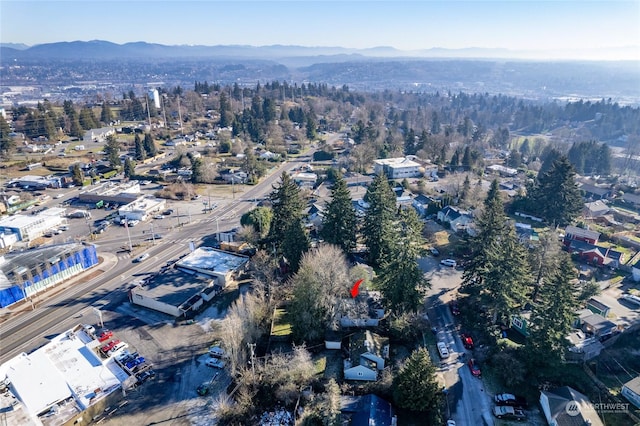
[[271, 307, 292, 337]]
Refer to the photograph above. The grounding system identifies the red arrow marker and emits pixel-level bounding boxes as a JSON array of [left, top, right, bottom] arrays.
[[350, 279, 363, 298]]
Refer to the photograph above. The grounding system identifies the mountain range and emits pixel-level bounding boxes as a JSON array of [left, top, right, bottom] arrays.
[[1, 40, 638, 62]]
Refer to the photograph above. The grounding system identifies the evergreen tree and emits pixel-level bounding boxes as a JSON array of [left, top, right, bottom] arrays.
[[306, 115, 317, 140], [362, 173, 396, 267], [0, 116, 15, 157], [218, 91, 231, 128], [143, 133, 157, 157], [68, 111, 83, 138], [103, 135, 121, 167], [268, 172, 308, 269], [459, 175, 471, 205], [376, 208, 430, 313], [124, 157, 136, 178], [393, 348, 442, 419], [134, 133, 146, 161], [79, 107, 97, 130], [534, 156, 583, 226], [100, 103, 113, 124], [71, 164, 84, 186], [463, 180, 531, 325], [526, 253, 579, 369], [191, 157, 203, 183], [321, 175, 357, 254]]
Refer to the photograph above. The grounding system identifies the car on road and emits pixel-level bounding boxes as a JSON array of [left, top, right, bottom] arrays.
[[468, 358, 482, 377], [430, 247, 440, 256], [153, 215, 164, 220], [440, 259, 457, 267], [494, 393, 528, 408], [134, 253, 150, 263], [162, 209, 173, 215], [449, 301, 460, 316], [97, 330, 113, 342], [55, 193, 65, 199], [437, 342, 450, 359], [461, 333, 474, 349], [493, 405, 526, 421], [205, 357, 226, 369]]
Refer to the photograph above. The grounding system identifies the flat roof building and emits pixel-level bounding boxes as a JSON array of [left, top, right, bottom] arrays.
[[77, 181, 141, 205], [0, 325, 128, 426], [0, 208, 67, 241], [373, 157, 423, 179], [118, 197, 165, 221], [176, 246, 248, 286]]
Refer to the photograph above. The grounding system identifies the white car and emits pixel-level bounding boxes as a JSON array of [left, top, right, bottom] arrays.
[[440, 259, 457, 268], [134, 253, 150, 263], [82, 324, 96, 336], [205, 357, 225, 369], [621, 294, 640, 307]]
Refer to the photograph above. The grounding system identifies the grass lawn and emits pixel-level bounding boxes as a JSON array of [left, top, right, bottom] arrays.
[[271, 307, 292, 337]]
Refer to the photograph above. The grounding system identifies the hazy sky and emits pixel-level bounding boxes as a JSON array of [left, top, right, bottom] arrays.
[[2, 1, 639, 59]]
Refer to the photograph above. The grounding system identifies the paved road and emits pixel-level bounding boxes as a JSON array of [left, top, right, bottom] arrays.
[[0, 155, 308, 363], [420, 256, 494, 426]]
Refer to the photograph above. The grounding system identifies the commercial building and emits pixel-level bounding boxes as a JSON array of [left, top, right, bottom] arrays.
[[129, 247, 248, 317], [373, 157, 422, 179], [0, 325, 129, 426], [0, 243, 99, 308], [77, 181, 141, 205], [0, 208, 67, 241], [117, 197, 166, 221]]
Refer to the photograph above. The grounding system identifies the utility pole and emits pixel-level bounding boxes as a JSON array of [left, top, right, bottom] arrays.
[[248, 342, 256, 380]]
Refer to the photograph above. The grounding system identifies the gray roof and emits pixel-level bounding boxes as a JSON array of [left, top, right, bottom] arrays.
[[541, 386, 603, 426]]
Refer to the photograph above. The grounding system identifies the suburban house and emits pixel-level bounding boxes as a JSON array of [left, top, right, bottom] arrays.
[[583, 200, 610, 218], [621, 376, 640, 409], [412, 194, 437, 218], [340, 292, 386, 328], [566, 329, 604, 361], [621, 192, 640, 209], [344, 331, 389, 382], [515, 222, 539, 245], [564, 225, 600, 245], [576, 310, 618, 341], [340, 394, 396, 426], [563, 239, 626, 268], [437, 205, 473, 232], [539, 386, 604, 426], [578, 182, 612, 200]]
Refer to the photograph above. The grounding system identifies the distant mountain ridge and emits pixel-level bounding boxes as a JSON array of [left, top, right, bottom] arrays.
[[2, 40, 638, 61]]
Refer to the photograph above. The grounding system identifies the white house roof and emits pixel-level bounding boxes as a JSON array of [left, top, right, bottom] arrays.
[[176, 246, 248, 276], [374, 157, 420, 168]]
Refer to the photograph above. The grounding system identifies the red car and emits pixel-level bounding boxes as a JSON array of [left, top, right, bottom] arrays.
[[97, 330, 113, 342], [461, 333, 474, 350], [468, 358, 482, 377], [100, 339, 121, 353]]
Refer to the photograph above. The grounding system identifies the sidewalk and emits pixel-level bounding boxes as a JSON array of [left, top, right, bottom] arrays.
[[0, 251, 119, 320]]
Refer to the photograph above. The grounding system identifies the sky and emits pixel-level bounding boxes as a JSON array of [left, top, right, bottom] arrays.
[[1, 0, 639, 60]]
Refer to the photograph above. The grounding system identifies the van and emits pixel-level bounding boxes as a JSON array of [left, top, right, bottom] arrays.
[[437, 342, 450, 359]]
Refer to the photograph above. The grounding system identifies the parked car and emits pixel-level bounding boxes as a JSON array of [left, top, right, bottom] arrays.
[[440, 259, 457, 267], [430, 247, 440, 256], [493, 405, 526, 421], [461, 333, 474, 350], [620, 294, 640, 307], [205, 357, 226, 369], [136, 370, 156, 384], [153, 215, 164, 220], [97, 330, 113, 342], [116, 351, 138, 363], [100, 339, 121, 353], [437, 342, 450, 359], [449, 301, 460, 316], [125, 357, 146, 370], [494, 393, 528, 408], [468, 358, 482, 377], [107, 342, 128, 357], [82, 324, 96, 336], [208, 344, 226, 358], [134, 253, 150, 263], [162, 209, 173, 216]]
